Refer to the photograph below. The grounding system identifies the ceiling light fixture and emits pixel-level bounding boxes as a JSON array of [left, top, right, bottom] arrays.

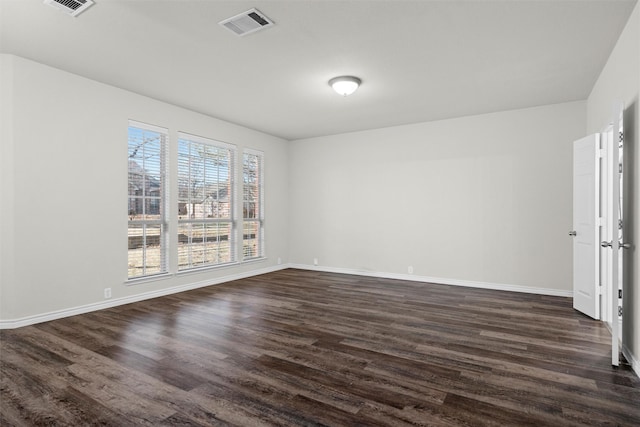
[[329, 76, 361, 96]]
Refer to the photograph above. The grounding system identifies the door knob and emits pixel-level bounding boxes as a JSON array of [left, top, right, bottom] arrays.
[[569, 231, 576, 236], [619, 242, 631, 250], [601, 241, 612, 248]]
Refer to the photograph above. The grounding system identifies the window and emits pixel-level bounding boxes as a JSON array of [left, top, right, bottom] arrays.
[[178, 133, 236, 270], [243, 149, 264, 260], [128, 122, 168, 279]]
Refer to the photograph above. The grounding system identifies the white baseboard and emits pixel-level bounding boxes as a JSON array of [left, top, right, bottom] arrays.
[[0, 264, 288, 329], [0, 263, 574, 330], [4, 262, 630, 378], [622, 344, 640, 379], [288, 263, 574, 297]]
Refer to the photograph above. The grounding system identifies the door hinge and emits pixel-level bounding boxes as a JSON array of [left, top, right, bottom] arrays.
[[619, 163, 623, 173], [618, 306, 623, 317]]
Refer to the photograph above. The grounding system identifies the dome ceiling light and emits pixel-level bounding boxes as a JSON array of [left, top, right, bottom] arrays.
[[328, 76, 362, 96]]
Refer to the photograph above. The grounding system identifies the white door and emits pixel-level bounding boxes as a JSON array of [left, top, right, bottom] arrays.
[[572, 134, 600, 319]]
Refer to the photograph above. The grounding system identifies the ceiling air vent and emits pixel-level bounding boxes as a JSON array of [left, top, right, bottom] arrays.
[[43, 0, 94, 17], [219, 8, 274, 37]]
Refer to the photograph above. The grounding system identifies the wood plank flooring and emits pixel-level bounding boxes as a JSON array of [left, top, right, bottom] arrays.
[[1, 269, 639, 426]]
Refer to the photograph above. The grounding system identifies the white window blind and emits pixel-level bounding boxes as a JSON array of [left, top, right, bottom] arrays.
[[127, 121, 168, 279], [178, 133, 236, 270], [243, 149, 264, 260]]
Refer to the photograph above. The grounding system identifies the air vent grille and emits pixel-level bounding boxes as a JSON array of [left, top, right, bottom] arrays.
[[219, 8, 274, 37], [43, 0, 94, 17]]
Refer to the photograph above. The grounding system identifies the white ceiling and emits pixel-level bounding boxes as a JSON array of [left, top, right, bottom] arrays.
[[0, 0, 636, 140]]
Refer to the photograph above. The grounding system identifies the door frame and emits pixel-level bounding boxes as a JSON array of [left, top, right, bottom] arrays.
[[600, 125, 613, 326]]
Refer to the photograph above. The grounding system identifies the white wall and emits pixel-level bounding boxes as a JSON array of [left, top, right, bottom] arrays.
[[587, 2, 640, 374], [289, 101, 585, 293], [0, 54, 290, 324]]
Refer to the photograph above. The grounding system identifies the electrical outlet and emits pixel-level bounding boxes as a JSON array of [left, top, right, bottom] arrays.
[[277, 257, 282, 265], [104, 288, 112, 299], [313, 258, 318, 266], [408, 266, 414, 274]]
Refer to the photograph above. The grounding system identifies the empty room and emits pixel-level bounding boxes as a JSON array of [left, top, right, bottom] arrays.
[[1, 0, 639, 425]]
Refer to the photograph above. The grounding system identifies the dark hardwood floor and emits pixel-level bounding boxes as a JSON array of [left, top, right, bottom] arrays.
[[1, 269, 639, 426]]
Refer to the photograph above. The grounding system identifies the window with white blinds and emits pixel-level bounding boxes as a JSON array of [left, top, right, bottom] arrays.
[[243, 149, 264, 260], [178, 133, 236, 270], [127, 121, 168, 279]]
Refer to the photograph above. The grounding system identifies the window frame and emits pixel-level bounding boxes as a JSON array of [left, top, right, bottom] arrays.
[[127, 121, 169, 280], [242, 148, 265, 261], [177, 132, 237, 271]]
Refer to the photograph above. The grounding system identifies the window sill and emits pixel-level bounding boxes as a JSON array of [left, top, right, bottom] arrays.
[[126, 258, 268, 285], [176, 261, 241, 277], [241, 256, 267, 264], [125, 272, 172, 286]]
